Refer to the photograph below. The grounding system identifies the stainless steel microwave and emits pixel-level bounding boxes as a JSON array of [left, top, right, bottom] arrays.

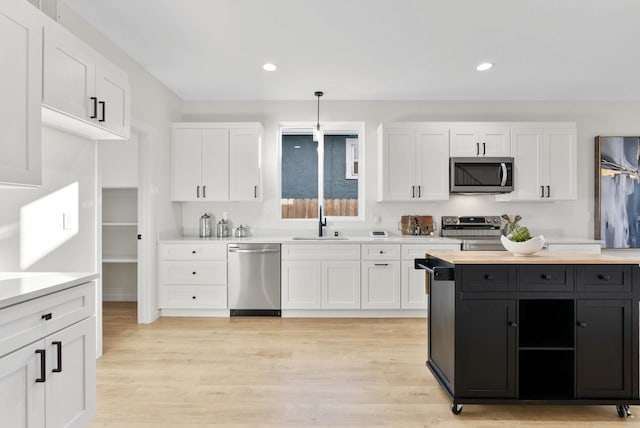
[[450, 157, 514, 194]]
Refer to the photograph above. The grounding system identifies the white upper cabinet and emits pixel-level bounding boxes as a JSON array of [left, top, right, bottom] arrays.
[[171, 123, 262, 202], [42, 21, 130, 140], [0, 0, 42, 186], [378, 124, 449, 201], [450, 125, 510, 157], [509, 126, 577, 201]]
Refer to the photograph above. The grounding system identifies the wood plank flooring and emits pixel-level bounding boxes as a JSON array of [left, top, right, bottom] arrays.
[[88, 302, 632, 427]]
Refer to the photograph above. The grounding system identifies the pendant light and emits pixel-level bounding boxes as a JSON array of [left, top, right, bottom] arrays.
[[313, 90, 323, 142]]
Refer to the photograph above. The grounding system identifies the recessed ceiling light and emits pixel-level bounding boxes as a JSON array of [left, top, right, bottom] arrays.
[[262, 63, 277, 71], [476, 62, 493, 72]]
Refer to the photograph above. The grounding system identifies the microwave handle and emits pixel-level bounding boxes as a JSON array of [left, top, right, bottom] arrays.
[[500, 163, 507, 186]]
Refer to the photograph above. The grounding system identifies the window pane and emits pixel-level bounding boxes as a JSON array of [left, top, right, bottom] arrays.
[[281, 133, 318, 219], [323, 134, 358, 217]]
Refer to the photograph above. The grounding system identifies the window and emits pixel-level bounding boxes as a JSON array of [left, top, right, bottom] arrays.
[[280, 123, 364, 220]]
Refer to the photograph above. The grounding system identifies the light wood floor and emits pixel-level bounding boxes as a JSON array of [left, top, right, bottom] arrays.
[[87, 302, 633, 427]]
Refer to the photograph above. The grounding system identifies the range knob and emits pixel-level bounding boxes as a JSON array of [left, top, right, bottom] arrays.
[[444, 218, 452, 224]]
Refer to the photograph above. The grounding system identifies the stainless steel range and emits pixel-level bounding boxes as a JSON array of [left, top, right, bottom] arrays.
[[441, 215, 505, 251]]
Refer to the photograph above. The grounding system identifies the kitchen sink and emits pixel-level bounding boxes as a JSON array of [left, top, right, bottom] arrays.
[[291, 236, 349, 241]]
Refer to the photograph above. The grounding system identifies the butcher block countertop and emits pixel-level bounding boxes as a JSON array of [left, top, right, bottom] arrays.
[[426, 250, 640, 265]]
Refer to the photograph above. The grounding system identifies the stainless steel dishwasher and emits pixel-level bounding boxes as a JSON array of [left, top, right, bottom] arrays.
[[228, 243, 281, 316]]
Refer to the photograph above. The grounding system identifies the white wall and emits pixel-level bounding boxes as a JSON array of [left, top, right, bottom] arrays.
[[181, 100, 640, 240], [0, 127, 97, 272]]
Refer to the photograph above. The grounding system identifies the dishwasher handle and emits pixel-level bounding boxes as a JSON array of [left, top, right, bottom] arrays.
[[228, 247, 280, 254]]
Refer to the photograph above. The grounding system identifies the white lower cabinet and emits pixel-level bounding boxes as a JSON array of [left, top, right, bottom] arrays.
[[361, 261, 401, 309], [158, 243, 228, 311], [0, 284, 96, 428], [281, 244, 360, 310]]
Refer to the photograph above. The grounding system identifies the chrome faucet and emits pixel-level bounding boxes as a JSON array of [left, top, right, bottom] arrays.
[[319, 205, 327, 237]]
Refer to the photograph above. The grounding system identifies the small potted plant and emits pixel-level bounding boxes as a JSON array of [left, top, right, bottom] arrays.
[[500, 225, 545, 256]]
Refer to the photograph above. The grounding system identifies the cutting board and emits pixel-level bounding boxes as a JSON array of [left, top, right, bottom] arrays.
[[400, 215, 434, 235]]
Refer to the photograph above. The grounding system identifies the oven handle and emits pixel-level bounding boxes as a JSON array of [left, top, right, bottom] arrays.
[[500, 162, 507, 186]]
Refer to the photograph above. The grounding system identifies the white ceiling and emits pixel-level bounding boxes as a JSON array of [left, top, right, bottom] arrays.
[[62, 0, 640, 101]]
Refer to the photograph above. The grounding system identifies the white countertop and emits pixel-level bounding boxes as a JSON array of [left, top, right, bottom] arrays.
[[0, 272, 98, 309], [158, 235, 462, 244]]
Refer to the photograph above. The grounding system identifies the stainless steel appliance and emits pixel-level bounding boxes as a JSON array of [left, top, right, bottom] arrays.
[[228, 243, 281, 316], [441, 215, 505, 251], [450, 157, 514, 194]]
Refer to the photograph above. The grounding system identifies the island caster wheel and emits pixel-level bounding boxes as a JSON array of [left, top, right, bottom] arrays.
[[616, 404, 631, 418], [450, 403, 463, 415]]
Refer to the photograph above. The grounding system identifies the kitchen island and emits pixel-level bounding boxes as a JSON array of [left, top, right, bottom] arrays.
[[415, 251, 640, 418]]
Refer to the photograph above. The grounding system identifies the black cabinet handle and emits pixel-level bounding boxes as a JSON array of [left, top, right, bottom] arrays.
[[90, 97, 98, 119], [598, 274, 610, 281], [41, 313, 52, 321], [98, 101, 106, 122], [417, 185, 421, 198], [484, 274, 494, 281], [475, 142, 479, 155], [35, 349, 46, 383], [540, 186, 544, 198], [541, 274, 552, 281], [577, 322, 587, 328], [52, 341, 62, 373], [482, 142, 486, 155], [546, 185, 550, 198], [374, 263, 389, 266], [254, 185, 258, 198], [411, 186, 415, 198], [196, 185, 200, 198], [508, 321, 518, 328], [203, 185, 206, 198]]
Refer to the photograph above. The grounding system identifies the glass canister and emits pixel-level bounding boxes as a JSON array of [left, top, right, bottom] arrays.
[[216, 212, 230, 238], [199, 213, 212, 238]]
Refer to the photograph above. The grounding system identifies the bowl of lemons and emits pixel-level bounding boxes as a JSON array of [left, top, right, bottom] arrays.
[[500, 226, 545, 256]]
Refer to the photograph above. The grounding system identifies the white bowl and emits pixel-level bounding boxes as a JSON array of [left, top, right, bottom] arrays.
[[501, 234, 545, 256]]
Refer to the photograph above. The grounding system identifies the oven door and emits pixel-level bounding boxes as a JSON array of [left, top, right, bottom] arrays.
[[450, 157, 514, 193]]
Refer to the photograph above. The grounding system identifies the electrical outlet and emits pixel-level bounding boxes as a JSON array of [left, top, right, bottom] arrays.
[[62, 212, 74, 230]]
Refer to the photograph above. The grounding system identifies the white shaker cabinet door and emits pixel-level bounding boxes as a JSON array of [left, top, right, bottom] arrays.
[[401, 260, 427, 309], [450, 126, 510, 157], [172, 128, 203, 201], [229, 128, 261, 201], [321, 261, 361, 309], [95, 61, 130, 139], [0, 1, 42, 186], [45, 317, 96, 428], [510, 130, 545, 200], [201, 128, 229, 201], [546, 129, 577, 200], [0, 340, 45, 428], [378, 127, 416, 201], [361, 261, 401, 309], [281, 261, 322, 309], [415, 127, 450, 201]]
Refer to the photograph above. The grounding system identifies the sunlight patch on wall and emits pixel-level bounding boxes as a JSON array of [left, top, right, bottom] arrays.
[[20, 182, 79, 269]]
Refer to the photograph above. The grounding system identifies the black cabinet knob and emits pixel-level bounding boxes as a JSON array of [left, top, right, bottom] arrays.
[[577, 322, 587, 328], [541, 274, 552, 281], [379, 250, 384, 254], [508, 321, 518, 328], [192, 271, 196, 275], [192, 250, 196, 254], [484, 274, 494, 281], [192, 296, 196, 299], [597, 274, 610, 281]]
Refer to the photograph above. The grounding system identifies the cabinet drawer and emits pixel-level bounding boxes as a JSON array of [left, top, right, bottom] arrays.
[[361, 244, 401, 260], [518, 265, 574, 292], [401, 243, 461, 259], [461, 266, 516, 292], [576, 265, 632, 293], [281, 244, 360, 260], [160, 260, 227, 284], [159, 285, 227, 309], [159, 243, 226, 260], [0, 282, 95, 358]]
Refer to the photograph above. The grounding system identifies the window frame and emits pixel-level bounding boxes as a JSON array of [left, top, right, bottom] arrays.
[[279, 121, 365, 222]]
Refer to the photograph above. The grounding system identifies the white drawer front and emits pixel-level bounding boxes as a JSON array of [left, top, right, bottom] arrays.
[[159, 285, 227, 309], [401, 243, 460, 259], [159, 243, 226, 260], [160, 260, 227, 284], [281, 244, 360, 260], [0, 282, 95, 358], [361, 244, 401, 260]]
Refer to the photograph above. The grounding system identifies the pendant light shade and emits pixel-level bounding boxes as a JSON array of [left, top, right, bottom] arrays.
[[313, 91, 323, 142]]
